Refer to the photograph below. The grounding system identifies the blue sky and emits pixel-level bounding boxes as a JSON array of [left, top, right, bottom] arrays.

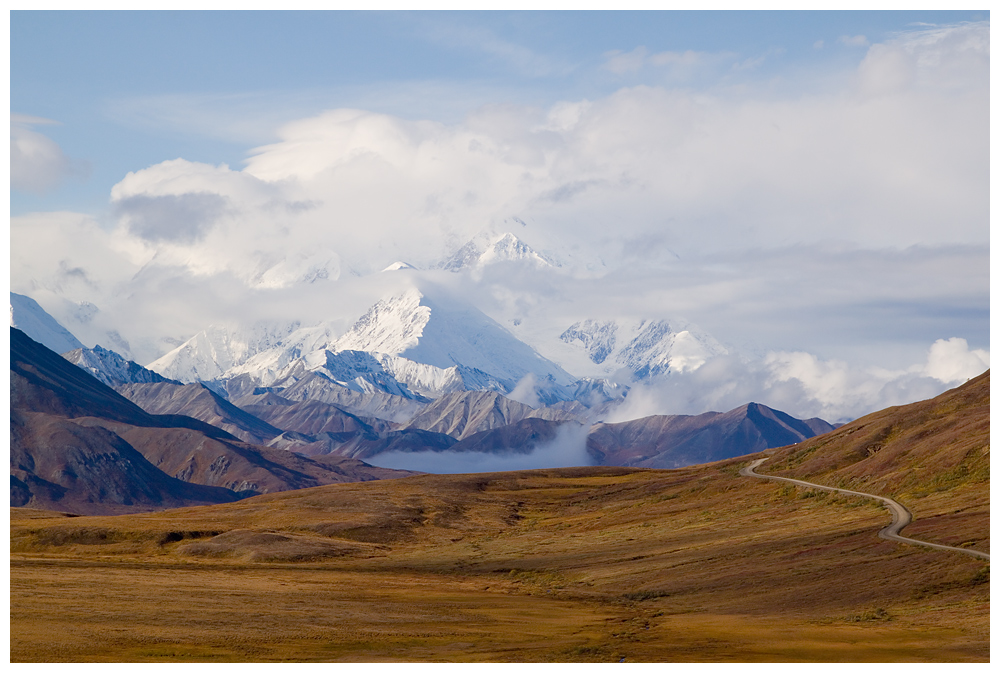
[[9, 10, 990, 422], [11, 10, 987, 215]]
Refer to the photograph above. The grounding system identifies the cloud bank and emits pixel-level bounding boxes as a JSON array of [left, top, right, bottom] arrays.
[[605, 337, 989, 424], [10, 22, 988, 422], [367, 422, 593, 474]]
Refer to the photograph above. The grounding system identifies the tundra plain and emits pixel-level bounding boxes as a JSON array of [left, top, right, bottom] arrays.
[[10, 374, 989, 662]]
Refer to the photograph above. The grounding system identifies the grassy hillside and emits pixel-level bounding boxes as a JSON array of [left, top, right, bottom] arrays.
[[762, 370, 989, 555], [11, 455, 988, 661]]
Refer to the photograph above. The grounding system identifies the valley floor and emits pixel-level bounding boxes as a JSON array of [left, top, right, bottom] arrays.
[[10, 462, 989, 663]]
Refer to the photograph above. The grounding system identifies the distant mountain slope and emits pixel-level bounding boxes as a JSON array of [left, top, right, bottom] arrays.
[[9, 292, 84, 355], [117, 381, 284, 445], [10, 328, 413, 514], [558, 317, 727, 380], [11, 327, 182, 428], [11, 410, 242, 514], [64, 345, 178, 387], [587, 403, 835, 469], [230, 346, 516, 403], [147, 320, 306, 383], [298, 428, 459, 460], [447, 417, 571, 455], [333, 288, 575, 389], [268, 371, 427, 423], [239, 398, 396, 437], [764, 370, 989, 496], [402, 390, 582, 441]]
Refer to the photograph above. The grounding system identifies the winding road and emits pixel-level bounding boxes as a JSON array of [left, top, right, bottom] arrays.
[[740, 458, 990, 562]]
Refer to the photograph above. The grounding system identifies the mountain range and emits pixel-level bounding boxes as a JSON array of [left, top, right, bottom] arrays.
[[8, 237, 900, 514], [11, 323, 838, 512], [8, 230, 739, 412], [10, 327, 413, 514]]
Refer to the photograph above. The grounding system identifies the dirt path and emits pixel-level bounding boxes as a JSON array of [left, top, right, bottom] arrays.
[[740, 458, 989, 561]]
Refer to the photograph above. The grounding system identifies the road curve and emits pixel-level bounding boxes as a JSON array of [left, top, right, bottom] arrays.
[[740, 458, 989, 562]]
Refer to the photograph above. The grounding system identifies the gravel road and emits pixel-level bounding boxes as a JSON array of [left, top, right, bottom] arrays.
[[741, 458, 989, 562]]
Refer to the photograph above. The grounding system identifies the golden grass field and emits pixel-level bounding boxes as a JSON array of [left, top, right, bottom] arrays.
[[10, 457, 989, 662]]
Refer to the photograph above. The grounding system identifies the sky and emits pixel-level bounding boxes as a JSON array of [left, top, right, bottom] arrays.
[[9, 10, 991, 423]]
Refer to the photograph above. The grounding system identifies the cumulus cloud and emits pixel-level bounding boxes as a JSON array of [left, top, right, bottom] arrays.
[[115, 192, 230, 243], [9, 22, 988, 387], [367, 422, 593, 474], [923, 337, 990, 383], [603, 338, 989, 425], [92, 21, 986, 289], [10, 115, 82, 194], [857, 21, 988, 95]]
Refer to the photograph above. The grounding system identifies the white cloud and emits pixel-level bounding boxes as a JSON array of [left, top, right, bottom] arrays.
[[367, 422, 593, 474], [603, 46, 649, 74], [603, 337, 988, 425], [507, 373, 540, 408], [9, 22, 988, 390], [10, 116, 78, 194], [857, 21, 988, 96], [923, 337, 990, 384], [96, 21, 985, 291]]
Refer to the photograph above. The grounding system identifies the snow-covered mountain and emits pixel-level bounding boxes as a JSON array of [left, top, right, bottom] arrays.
[[558, 318, 728, 381], [63, 345, 179, 388], [382, 261, 417, 272], [216, 320, 342, 385], [9, 292, 84, 355], [245, 249, 341, 289], [333, 287, 575, 389], [147, 320, 307, 382], [215, 288, 573, 400], [248, 347, 513, 401], [150, 285, 578, 409], [439, 231, 555, 272]]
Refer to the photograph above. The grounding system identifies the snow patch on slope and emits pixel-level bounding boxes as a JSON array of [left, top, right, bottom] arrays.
[[333, 287, 575, 388], [147, 320, 305, 382], [64, 345, 179, 387], [558, 318, 728, 381], [10, 292, 84, 354]]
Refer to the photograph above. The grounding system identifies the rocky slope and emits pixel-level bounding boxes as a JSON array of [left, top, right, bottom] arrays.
[[402, 389, 582, 441], [117, 381, 284, 445], [64, 345, 178, 387], [587, 403, 835, 469], [10, 328, 413, 514]]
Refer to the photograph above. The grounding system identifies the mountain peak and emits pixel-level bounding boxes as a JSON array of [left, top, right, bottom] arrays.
[[147, 320, 305, 383], [439, 230, 555, 272], [333, 288, 574, 389], [63, 345, 179, 388], [382, 261, 417, 272], [559, 317, 727, 380]]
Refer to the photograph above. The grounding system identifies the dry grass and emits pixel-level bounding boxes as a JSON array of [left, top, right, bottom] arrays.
[[10, 461, 989, 662]]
